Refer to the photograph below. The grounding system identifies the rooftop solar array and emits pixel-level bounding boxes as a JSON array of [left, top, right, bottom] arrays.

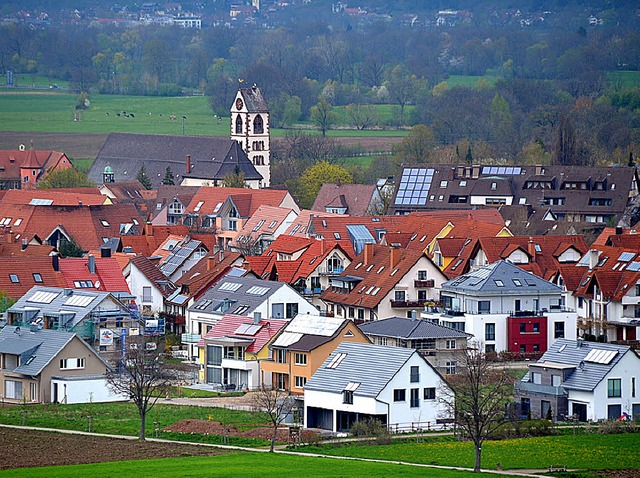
[[627, 261, 640, 271], [235, 323, 262, 336], [584, 348, 618, 364], [481, 166, 522, 175], [160, 240, 201, 276], [64, 295, 95, 307], [28, 291, 59, 304], [394, 168, 434, 206], [286, 314, 344, 336], [219, 282, 242, 292], [617, 252, 635, 262], [29, 198, 54, 206]]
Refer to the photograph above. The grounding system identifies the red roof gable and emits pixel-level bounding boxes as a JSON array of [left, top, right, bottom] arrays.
[[58, 256, 130, 293], [0, 256, 66, 299], [197, 314, 288, 353]]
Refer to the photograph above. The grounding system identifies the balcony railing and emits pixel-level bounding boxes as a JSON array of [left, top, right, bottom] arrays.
[[391, 299, 426, 308], [318, 267, 345, 276], [181, 333, 201, 343], [303, 287, 323, 296], [414, 279, 435, 288]]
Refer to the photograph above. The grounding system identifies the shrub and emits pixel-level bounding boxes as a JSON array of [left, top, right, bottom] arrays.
[[598, 420, 636, 434], [350, 418, 391, 444]]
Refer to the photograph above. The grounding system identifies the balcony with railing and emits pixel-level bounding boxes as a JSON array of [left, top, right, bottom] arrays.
[[414, 279, 435, 288], [303, 287, 323, 297], [318, 266, 345, 276], [390, 299, 427, 308]]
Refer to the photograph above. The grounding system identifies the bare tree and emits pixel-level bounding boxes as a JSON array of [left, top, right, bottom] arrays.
[[251, 388, 296, 452], [106, 338, 176, 440], [439, 343, 512, 473]]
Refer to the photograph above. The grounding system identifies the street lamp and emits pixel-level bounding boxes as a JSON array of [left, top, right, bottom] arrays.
[[182, 116, 187, 135]]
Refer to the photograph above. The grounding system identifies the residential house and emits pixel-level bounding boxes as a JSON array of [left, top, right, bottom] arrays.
[[230, 204, 298, 255], [312, 182, 383, 216], [389, 164, 638, 236], [247, 236, 352, 307], [5, 286, 137, 355], [197, 313, 287, 389], [58, 253, 131, 296], [358, 315, 471, 374], [157, 236, 209, 282], [185, 276, 316, 361], [0, 256, 66, 300], [262, 313, 370, 395], [0, 147, 73, 190], [304, 342, 453, 432], [150, 186, 201, 226], [0, 229, 56, 257], [514, 339, 640, 421], [0, 325, 110, 404], [321, 244, 447, 322], [126, 255, 176, 317], [423, 260, 577, 355]]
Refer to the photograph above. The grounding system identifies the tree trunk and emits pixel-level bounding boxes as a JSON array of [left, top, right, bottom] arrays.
[[270, 423, 278, 452], [139, 409, 146, 441], [474, 441, 482, 472]]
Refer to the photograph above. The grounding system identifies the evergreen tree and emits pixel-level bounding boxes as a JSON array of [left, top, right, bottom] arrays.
[[137, 164, 153, 190], [162, 166, 175, 185], [465, 145, 473, 164]]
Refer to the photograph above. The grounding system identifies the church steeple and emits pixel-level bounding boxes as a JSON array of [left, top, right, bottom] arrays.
[[230, 84, 270, 187]]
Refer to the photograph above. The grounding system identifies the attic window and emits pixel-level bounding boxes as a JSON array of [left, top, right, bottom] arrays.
[[74, 280, 94, 288], [451, 259, 463, 270], [512, 279, 522, 287], [534, 244, 542, 252], [390, 268, 399, 276], [525, 279, 536, 286], [377, 265, 385, 274], [33, 273, 43, 283], [326, 352, 347, 369], [309, 257, 316, 265], [419, 235, 427, 242], [366, 264, 374, 272], [101, 220, 110, 227], [322, 220, 327, 228], [13, 218, 22, 226], [253, 220, 265, 232], [411, 234, 417, 241], [494, 280, 504, 287], [366, 286, 375, 294], [372, 287, 381, 295], [9, 274, 19, 283], [334, 233, 341, 240], [355, 263, 363, 270], [597, 257, 608, 267], [268, 220, 277, 228], [290, 225, 300, 235], [460, 180, 467, 187], [132, 218, 139, 225]]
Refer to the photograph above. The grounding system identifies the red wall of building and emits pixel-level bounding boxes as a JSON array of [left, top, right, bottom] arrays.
[[507, 316, 548, 354]]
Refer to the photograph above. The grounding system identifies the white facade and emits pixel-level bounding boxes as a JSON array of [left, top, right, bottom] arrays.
[[50, 376, 129, 404], [126, 262, 165, 316], [304, 352, 452, 432]]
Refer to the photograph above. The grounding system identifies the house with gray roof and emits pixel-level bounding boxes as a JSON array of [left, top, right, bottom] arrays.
[[0, 325, 110, 404], [358, 315, 471, 374], [4, 286, 137, 354], [421, 260, 578, 356], [514, 338, 640, 421], [304, 342, 453, 433], [184, 276, 317, 360]]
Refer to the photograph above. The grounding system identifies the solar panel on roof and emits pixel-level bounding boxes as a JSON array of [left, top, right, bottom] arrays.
[[219, 282, 242, 292], [618, 252, 635, 262], [235, 323, 262, 336], [584, 348, 618, 364], [627, 262, 640, 271], [28, 291, 59, 304]]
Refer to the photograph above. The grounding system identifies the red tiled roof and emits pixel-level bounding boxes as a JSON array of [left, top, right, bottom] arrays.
[[274, 260, 300, 283], [244, 255, 275, 279], [321, 244, 429, 309], [1, 189, 106, 206], [0, 257, 66, 299], [197, 314, 288, 353], [130, 255, 176, 298], [312, 183, 378, 216], [58, 256, 130, 293], [184, 187, 290, 216], [0, 150, 71, 183], [175, 251, 244, 300], [283, 209, 343, 238]]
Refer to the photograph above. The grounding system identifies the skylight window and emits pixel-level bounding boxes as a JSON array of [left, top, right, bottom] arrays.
[[218, 282, 242, 292], [194, 299, 212, 310], [512, 279, 522, 287], [366, 264, 374, 272], [494, 280, 504, 287], [33, 273, 43, 283], [326, 352, 347, 369], [253, 220, 265, 232], [390, 268, 399, 276], [213, 202, 223, 213], [9, 274, 19, 283], [372, 287, 381, 295], [100, 220, 110, 227], [194, 201, 205, 212], [377, 266, 385, 274], [13, 218, 22, 226], [334, 232, 341, 239], [246, 286, 270, 296], [268, 220, 277, 228], [355, 263, 363, 270]]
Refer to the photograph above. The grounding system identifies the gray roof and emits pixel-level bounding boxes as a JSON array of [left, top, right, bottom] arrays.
[[188, 276, 287, 316], [89, 133, 261, 188], [523, 339, 635, 392], [0, 326, 75, 376], [7, 286, 126, 329], [239, 86, 269, 112], [159, 238, 204, 276], [304, 342, 420, 397], [359, 317, 471, 340], [442, 260, 561, 295]]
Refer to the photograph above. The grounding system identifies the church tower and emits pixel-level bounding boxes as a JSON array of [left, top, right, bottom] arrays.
[[230, 84, 270, 187]]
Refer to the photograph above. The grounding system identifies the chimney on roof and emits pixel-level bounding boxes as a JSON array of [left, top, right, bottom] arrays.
[[528, 238, 536, 262], [363, 243, 374, 265], [6, 230, 15, 244], [185, 154, 191, 174], [88, 254, 96, 274], [535, 165, 543, 176], [320, 238, 325, 256], [145, 222, 153, 236], [219, 250, 224, 262], [588, 249, 599, 270], [242, 260, 251, 271], [21, 238, 28, 251], [390, 245, 400, 269], [101, 246, 111, 258], [616, 226, 623, 235], [253, 311, 261, 325], [52, 253, 60, 272], [207, 255, 216, 271]]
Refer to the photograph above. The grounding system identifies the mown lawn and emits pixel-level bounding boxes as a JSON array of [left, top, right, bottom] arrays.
[[607, 70, 640, 88], [445, 75, 498, 88], [0, 401, 264, 439], [298, 433, 640, 471], [0, 453, 504, 478]]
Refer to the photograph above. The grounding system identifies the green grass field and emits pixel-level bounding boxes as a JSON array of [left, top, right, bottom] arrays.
[[0, 453, 505, 478], [0, 402, 264, 438], [607, 70, 640, 88], [299, 432, 640, 471], [445, 75, 498, 88]]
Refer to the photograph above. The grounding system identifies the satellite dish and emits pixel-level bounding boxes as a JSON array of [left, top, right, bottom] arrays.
[[95, 281, 101, 289], [14, 326, 21, 334]]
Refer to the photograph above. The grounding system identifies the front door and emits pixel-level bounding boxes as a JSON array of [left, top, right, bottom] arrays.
[[572, 402, 587, 422], [53, 383, 58, 404]]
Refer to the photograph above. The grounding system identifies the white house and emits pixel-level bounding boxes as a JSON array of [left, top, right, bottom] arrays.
[[126, 255, 176, 317], [185, 276, 317, 361], [304, 342, 453, 433], [515, 339, 640, 421], [423, 261, 577, 355]]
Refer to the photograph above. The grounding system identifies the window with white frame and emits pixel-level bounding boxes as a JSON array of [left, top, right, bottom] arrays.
[[294, 376, 307, 389], [59, 358, 85, 370], [142, 286, 152, 302], [294, 353, 307, 366], [275, 349, 287, 364], [4, 380, 23, 399], [445, 340, 456, 349], [445, 361, 457, 374]]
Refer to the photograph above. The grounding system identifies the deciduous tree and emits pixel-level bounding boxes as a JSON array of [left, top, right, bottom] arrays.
[[295, 161, 352, 209], [251, 388, 296, 452], [310, 97, 337, 137], [38, 169, 95, 189]]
